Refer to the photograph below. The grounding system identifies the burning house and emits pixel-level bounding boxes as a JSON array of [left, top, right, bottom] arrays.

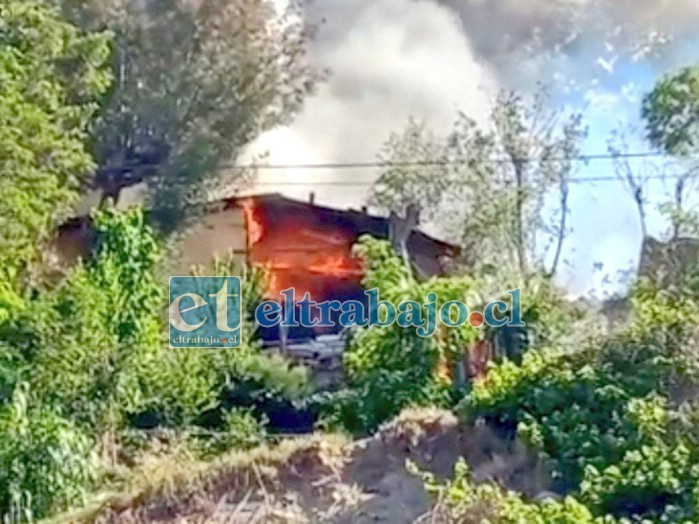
[[52, 194, 531, 382], [52, 192, 459, 341], [237, 195, 457, 343]]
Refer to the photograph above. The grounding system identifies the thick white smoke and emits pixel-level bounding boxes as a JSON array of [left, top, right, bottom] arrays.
[[241, 0, 699, 295], [244, 0, 496, 208], [441, 0, 699, 92], [245, 0, 699, 207]]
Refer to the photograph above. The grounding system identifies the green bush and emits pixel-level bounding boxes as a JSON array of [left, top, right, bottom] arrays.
[[197, 408, 268, 458], [0, 384, 97, 521], [134, 253, 311, 429], [7, 208, 165, 433], [321, 235, 590, 435], [460, 273, 699, 521], [135, 345, 311, 429], [1, 208, 311, 439], [317, 236, 478, 434], [463, 347, 663, 489], [411, 458, 601, 524], [581, 442, 698, 521]]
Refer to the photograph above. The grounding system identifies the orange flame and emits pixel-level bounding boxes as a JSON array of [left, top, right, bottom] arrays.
[[241, 199, 264, 246], [308, 255, 363, 276], [242, 197, 364, 304]]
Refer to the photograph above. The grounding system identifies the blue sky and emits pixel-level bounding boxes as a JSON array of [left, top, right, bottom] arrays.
[[245, 0, 699, 298], [550, 49, 698, 297]]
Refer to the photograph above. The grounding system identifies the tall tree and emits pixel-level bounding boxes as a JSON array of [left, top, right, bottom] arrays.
[[57, 0, 322, 231], [0, 0, 111, 278], [448, 91, 586, 277], [370, 117, 449, 221], [643, 66, 699, 240], [371, 90, 586, 278]]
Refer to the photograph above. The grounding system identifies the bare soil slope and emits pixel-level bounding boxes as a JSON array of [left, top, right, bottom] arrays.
[[60, 409, 546, 524]]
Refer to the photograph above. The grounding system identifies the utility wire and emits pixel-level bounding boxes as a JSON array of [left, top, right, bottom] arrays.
[[235, 173, 695, 186], [215, 151, 696, 172]]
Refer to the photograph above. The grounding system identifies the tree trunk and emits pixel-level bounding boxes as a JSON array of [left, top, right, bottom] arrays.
[[514, 160, 527, 275], [548, 182, 569, 278], [99, 184, 122, 208]]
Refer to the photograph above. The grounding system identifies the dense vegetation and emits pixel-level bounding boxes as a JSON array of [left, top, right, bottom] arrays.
[[1, 1, 699, 523], [460, 274, 699, 522], [0, 2, 314, 520], [0, 207, 312, 520]]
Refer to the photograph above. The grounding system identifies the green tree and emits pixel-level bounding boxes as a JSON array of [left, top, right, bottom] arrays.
[[449, 91, 586, 277], [57, 0, 323, 231], [0, 0, 111, 278], [370, 117, 450, 221], [642, 66, 699, 240], [20, 208, 165, 437], [643, 66, 699, 156], [370, 90, 586, 278]]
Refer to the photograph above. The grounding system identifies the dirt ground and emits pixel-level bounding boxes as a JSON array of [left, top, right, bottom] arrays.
[[83, 409, 547, 524]]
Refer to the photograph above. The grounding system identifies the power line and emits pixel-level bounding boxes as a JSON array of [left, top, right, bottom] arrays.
[[238, 173, 693, 186], [218, 151, 694, 172]]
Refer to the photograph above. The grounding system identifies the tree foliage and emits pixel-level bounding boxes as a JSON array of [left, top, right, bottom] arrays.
[[0, 0, 111, 277], [461, 262, 699, 522], [0, 384, 97, 522], [2, 207, 310, 431], [56, 0, 323, 231], [643, 66, 699, 156], [0, 205, 311, 519], [370, 117, 450, 221], [10, 207, 165, 433], [317, 234, 590, 435], [370, 89, 587, 277], [641, 65, 699, 241]]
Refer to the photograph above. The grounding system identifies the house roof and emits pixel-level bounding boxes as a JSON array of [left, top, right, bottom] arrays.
[[218, 192, 460, 257], [57, 192, 460, 260]]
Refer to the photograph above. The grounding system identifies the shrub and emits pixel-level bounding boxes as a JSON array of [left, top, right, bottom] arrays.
[[12, 208, 164, 433], [190, 252, 267, 337], [134, 345, 311, 429], [461, 273, 699, 520], [198, 408, 268, 458], [323, 235, 590, 435], [0, 384, 97, 521], [318, 236, 478, 434], [133, 252, 312, 430], [411, 458, 600, 524], [580, 442, 698, 521], [5, 211, 311, 437]]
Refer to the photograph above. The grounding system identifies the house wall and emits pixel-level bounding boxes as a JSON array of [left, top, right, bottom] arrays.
[[48, 207, 248, 277], [172, 206, 247, 274], [49, 197, 456, 294]]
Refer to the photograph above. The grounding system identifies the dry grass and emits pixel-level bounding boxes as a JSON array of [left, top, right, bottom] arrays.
[[46, 407, 548, 524], [47, 434, 349, 524]]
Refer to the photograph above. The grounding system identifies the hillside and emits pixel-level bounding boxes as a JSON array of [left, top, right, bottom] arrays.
[[52, 409, 546, 524]]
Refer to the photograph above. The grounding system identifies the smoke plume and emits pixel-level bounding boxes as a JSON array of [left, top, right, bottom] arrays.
[[240, 0, 699, 295], [245, 0, 699, 208]]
